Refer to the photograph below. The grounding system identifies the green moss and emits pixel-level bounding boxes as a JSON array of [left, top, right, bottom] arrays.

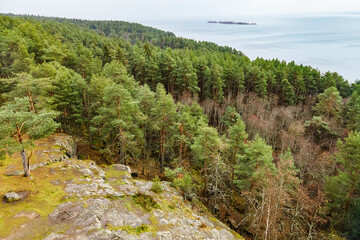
[[150, 176, 163, 194], [107, 224, 154, 235], [209, 216, 218, 222], [132, 194, 160, 212], [0, 161, 80, 238], [105, 194, 124, 200], [124, 199, 133, 211], [0, 215, 4, 228], [105, 166, 131, 179], [231, 230, 245, 239], [107, 179, 126, 188], [161, 198, 178, 212], [149, 213, 159, 226]]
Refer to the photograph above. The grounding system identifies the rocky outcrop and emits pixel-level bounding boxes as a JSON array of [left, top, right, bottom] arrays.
[[43, 159, 242, 239], [0, 134, 243, 240]]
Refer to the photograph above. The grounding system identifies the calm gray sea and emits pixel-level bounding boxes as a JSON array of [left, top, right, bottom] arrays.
[[141, 14, 360, 82]]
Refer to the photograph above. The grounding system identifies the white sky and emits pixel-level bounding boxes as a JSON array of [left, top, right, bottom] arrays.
[[1, 0, 359, 21]]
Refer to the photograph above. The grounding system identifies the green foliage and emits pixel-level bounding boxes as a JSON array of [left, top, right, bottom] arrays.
[[174, 57, 199, 96], [52, 65, 86, 135], [344, 91, 360, 131], [132, 193, 160, 212], [0, 97, 59, 176], [0, 14, 357, 238], [165, 167, 184, 179], [191, 123, 222, 171], [209, 64, 225, 103], [304, 116, 338, 145], [151, 83, 177, 172], [151, 175, 163, 193], [277, 148, 300, 192], [313, 86, 342, 119], [234, 135, 275, 191], [91, 82, 144, 162], [280, 78, 296, 105], [1, 72, 53, 111], [165, 168, 195, 200], [173, 173, 196, 200], [0, 97, 59, 153], [221, 106, 241, 128], [326, 131, 360, 239], [226, 115, 248, 185]]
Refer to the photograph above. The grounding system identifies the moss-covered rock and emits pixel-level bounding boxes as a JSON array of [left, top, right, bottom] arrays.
[[0, 134, 244, 240]]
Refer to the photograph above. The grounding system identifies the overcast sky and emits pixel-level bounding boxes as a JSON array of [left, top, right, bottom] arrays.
[[1, 0, 360, 21]]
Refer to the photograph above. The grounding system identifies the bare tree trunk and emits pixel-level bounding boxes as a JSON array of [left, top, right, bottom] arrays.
[[203, 133, 208, 197], [160, 125, 165, 173], [21, 150, 30, 177], [179, 125, 184, 166], [307, 209, 317, 240], [264, 200, 271, 240], [28, 91, 36, 113]]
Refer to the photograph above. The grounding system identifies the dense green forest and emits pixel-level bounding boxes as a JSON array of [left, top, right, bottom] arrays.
[[1, 14, 360, 239]]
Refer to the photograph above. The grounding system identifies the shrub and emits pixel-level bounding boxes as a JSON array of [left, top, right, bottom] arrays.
[[150, 175, 163, 193]]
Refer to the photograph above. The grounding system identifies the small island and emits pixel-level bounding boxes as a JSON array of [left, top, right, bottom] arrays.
[[208, 20, 256, 25]]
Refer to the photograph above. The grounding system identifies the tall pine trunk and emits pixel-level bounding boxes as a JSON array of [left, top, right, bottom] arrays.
[[202, 133, 208, 197], [21, 149, 30, 177], [160, 125, 165, 173]]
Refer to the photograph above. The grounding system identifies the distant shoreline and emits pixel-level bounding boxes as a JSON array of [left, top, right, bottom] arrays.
[[208, 21, 256, 25]]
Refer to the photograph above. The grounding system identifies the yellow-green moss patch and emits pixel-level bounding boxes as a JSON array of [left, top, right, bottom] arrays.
[[107, 224, 155, 235], [0, 161, 79, 238], [105, 166, 131, 179]]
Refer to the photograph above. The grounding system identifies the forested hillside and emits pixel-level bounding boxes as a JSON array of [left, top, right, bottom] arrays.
[[1, 14, 360, 239]]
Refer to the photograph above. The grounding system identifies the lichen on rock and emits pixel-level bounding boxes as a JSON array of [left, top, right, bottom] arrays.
[[0, 134, 243, 240]]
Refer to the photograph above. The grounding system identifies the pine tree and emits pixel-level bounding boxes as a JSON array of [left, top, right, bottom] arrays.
[[151, 84, 177, 173], [3, 72, 53, 112], [52, 67, 86, 135], [326, 131, 360, 239], [226, 115, 248, 190], [176, 103, 205, 166], [280, 78, 296, 105], [344, 91, 360, 131], [234, 134, 275, 191], [91, 83, 143, 164], [191, 122, 223, 196], [0, 97, 59, 176], [174, 57, 199, 98], [313, 86, 342, 119], [210, 64, 224, 103], [138, 84, 156, 162], [255, 70, 268, 98]]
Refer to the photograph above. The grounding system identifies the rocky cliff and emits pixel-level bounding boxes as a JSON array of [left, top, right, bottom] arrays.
[[0, 134, 243, 240]]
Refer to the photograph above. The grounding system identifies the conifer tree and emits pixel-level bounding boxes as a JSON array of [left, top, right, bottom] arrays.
[[52, 67, 86, 135], [138, 84, 156, 161], [3, 72, 53, 112], [326, 131, 360, 239], [255, 70, 268, 98], [226, 115, 248, 189], [313, 86, 342, 119], [0, 97, 59, 176], [280, 78, 296, 105], [151, 84, 177, 173], [174, 57, 199, 98], [234, 134, 275, 191], [191, 122, 223, 196], [91, 83, 143, 164], [210, 64, 224, 103], [344, 91, 360, 131]]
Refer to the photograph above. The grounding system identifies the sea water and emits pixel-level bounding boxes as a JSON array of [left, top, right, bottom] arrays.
[[140, 14, 360, 82]]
